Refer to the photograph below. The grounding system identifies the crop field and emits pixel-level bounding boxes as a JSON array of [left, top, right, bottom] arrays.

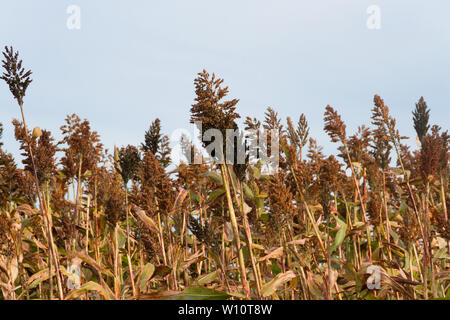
[[0, 47, 449, 300]]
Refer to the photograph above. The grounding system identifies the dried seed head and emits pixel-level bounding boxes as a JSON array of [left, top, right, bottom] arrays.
[[420, 125, 449, 181], [142, 118, 162, 155], [188, 215, 220, 254], [266, 173, 294, 241], [190, 70, 240, 156], [141, 118, 171, 167], [95, 168, 126, 225], [286, 116, 300, 148], [412, 97, 430, 143], [135, 151, 175, 216], [1, 46, 32, 105], [60, 114, 104, 181], [324, 105, 346, 143], [230, 130, 249, 181], [372, 95, 407, 146], [0, 150, 20, 206], [339, 125, 372, 167], [12, 120, 57, 184], [371, 96, 393, 169], [116, 145, 141, 185], [264, 107, 283, 133], [297, 113, 310, 149]]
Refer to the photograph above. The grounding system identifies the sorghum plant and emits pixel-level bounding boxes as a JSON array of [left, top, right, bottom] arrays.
[[0, 50, 448, 300]]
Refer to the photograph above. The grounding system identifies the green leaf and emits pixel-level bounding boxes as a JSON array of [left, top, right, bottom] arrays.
[[171, 287, 230, 300], [57, 171, 67, 179], [330, 215, 348, 253], [253, 167, 261, 179], [201, 172, 223, 185], [137, 263, 155, 292], [208, 188, 225, 202], [433, 248, 448, 261], [117, 227, 126, 249], [195, 271, 219, 286], [243, 183, 254, 199], [83, 170, 92, 177], [228, 168, 239, 191], [189, 190, 201, 203], [271, 261, 282, 275], [256, 192, 268, 199]]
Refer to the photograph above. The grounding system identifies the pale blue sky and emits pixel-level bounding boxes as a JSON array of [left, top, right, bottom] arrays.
[[1, 1, 449, 162]]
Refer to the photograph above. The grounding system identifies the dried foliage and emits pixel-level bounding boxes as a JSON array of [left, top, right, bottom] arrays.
[[0, 49, 449, 301]]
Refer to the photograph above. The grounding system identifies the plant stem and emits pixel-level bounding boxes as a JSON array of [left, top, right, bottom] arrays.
[[220, 163, 250, 297], [18, 102, 64, 300]]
